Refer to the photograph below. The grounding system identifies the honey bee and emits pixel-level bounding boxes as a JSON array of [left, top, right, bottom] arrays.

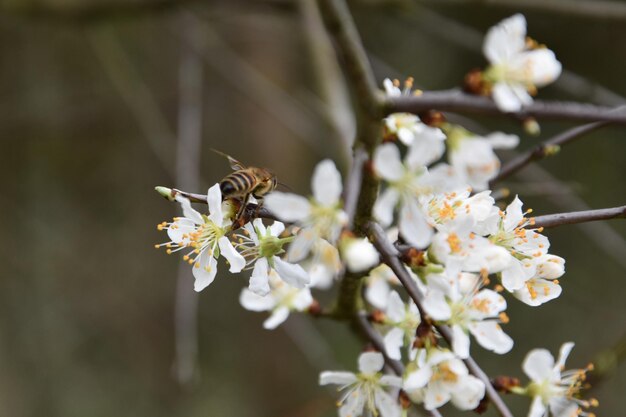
[[213, 150, 278, 221]]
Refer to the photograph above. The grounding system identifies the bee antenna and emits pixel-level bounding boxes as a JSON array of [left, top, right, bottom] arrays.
[[277, 181, 292, 192]]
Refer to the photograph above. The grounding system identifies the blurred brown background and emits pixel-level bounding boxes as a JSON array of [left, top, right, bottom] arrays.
[[1, 0, 625, 416]]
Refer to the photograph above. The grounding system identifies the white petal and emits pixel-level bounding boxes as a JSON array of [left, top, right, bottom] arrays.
[[385, 291, 406, 323], [384, 327, 405, 361], [358, 351, 385, 375], [274, 257, 310, 288], [374, 143, 404, 181], [375, 389, 402, 417], [406, 127, 446, 168], [167, 217, 196, 244], [175, 196, 204, 225], [528, 395, 547, 417], [263, 306, 290, 329], [319, 371, 358, 386], [206, 184, 224, 226], [451, 375, 485, 410], [239, 288, 276, 311], [501, 260, 529, 291], [485, 132, 519, 149], [287, 228, 316, 262], [452, 325, 471, 359], [403, 366, 433, 391], [249, 257, 271, 296], [366, 275, 391, 310], [523, 348, 555, 382], [423, 289, 451, 321], [483, 14, 527, 64], [268, 221, 285, 237], [516, 49, 562, 87], [555, 342, 575, 371], [339, 390, 366, 417], [263, 192, 311, 222], [424, 384, 451, 410], [380, 375, 403, 388], [469, 321, 514, 354], [312, 159, 343, 206], [374, 188, 400, 227], [399, 200, 433, 249], [492, 82, 523, 112], [218, 236, 245, 273], [469, 289, 507, 318], [514, 278, 562, 306], [535, 255, 565, 279], [193, 252, 217, 292], [291, 288, 314, 311], [342, 238, 380, 273]]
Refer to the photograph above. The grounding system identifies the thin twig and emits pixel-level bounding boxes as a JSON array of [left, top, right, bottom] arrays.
[[416, 0, 626, 20], [343, 147, 368, 225], [173, 15, 203, 386], [317, 0, 382, 116], [385, 91, 626, 124], [532, 205, 626, 229], [491, 121, 609, 186], [367, 221, 514, 417], [356, 312, 404, 375]]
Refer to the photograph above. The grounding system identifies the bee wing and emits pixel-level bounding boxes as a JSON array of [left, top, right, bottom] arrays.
[[210, 148, 247, 170]]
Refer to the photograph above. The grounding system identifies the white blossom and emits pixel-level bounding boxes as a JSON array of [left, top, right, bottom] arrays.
[[382, 291, 421, 360], [404, 348, 485, 411], [157, 184, 245, 292], [264, 159, 348, 262], [483, 14, 562, 112], [340, 236, 380, 273], [240, 275, 313, 329], [231, 218, 309, 296], [373, 140, 445, 248], [365, 265, 400, 310], [320, 351, 403, 417], [482, 196, 556, 294], [522, 342, 597, 417], [446, 128, 519, 191], [423, 265, 513, 358]]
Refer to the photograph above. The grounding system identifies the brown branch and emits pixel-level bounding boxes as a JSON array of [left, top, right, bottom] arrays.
[[385, 90, 626, 124], [367, 221, 514, 417], [532, 205, 626, 229], [417, 0, 626, 20], [491, 121, 609, 186]]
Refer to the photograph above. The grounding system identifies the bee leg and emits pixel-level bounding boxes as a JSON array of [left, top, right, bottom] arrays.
[[234, 194, 251, 228]]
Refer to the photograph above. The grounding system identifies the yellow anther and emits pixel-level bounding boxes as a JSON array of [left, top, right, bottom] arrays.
[[499, 312, 510, 323], [166, 249, 172, 255]]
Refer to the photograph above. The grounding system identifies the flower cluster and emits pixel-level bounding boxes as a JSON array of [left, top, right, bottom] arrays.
[[154, 13, 598, 417]]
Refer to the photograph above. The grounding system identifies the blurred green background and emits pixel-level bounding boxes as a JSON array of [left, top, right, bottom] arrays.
[[1, 1, 625, 416]]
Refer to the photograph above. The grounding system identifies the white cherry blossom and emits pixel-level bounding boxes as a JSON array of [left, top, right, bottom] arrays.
[[365, 264, 400, 310], [425, 189, 496, 232], [240, 275, 313, 329], [429, 219, 512, 274], [340, 235, 380, 273], [446, 127, 519, 191], [482, 196, 554, 293], [483, 14, 562, 112], [320, 351, 403, 417], [423, 266, 513, 358], [373, 140, 445, 248], [264, 159, 348, 262], [404, 348, 485, 411], [231, 218, 309, 296], [514, 254, 565, 306], [156, 184, 245, 292], [382, 291, 421, 360], [521, 342, 597, 417]]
